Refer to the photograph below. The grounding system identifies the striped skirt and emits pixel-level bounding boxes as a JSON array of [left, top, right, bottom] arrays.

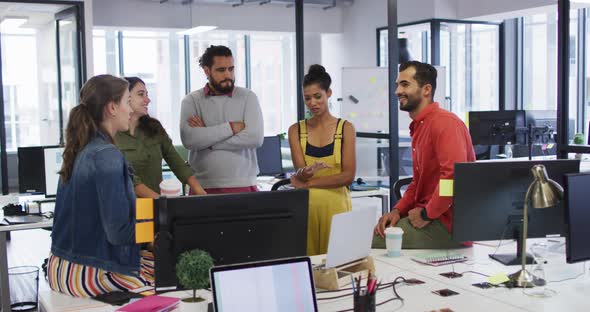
[[47, 250, 154, 298]]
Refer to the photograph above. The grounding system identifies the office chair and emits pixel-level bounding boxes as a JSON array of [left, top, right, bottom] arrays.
[[271, 178, 291, 191], [393, 177, 413, 202]]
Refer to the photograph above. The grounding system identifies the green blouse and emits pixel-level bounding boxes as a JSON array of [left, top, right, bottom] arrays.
[[115, 128, 193, 194]]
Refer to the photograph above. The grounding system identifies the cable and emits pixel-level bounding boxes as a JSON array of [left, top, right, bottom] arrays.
[[457, 270, 490, 277]]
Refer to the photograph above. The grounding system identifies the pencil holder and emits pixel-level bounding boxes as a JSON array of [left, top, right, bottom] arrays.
[[353, 289, 375, 312]]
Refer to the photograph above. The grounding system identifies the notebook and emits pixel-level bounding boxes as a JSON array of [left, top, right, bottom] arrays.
[[115, 295, 179, 312], [324, 208, 376, 269], [210, 257, 318, 312], [411, 252, 468, 266]]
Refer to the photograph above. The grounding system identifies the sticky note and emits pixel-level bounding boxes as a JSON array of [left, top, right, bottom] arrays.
[[369, 77, 377, 84], [136, 221, 154, 243], [349, 112, 358, 118], [136, 198, 154, 220], [547, 143, 555, 149], [439, 179, 453, 197], [487, 273, 510, 285]]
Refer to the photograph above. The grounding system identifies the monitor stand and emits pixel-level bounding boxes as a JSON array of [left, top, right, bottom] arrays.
[[489, 228, 535, 266]]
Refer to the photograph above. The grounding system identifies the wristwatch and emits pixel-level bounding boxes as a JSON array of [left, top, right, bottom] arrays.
[[420, 208, 433, 221]]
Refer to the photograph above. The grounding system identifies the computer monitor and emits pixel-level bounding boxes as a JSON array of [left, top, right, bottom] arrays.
[[153, 189, 309, 290], [256, 136, 283, 176], [564, 173, 590, 264], [43, 147, 64, 197], [210, 257, 318, 312], [18, 146, 45, 194], [525, 110, 575, 142], [468, 110, 526, 145], [453, 159, 580, 265]]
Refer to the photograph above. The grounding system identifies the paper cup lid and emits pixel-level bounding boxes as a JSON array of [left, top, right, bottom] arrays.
[[385, 227, 404, 235]]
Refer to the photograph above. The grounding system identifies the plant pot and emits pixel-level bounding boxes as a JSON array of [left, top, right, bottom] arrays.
[[180, 297, 209, 312]]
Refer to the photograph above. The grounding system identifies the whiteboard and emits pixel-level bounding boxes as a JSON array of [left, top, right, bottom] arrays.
[[340, 66, 446, 137]]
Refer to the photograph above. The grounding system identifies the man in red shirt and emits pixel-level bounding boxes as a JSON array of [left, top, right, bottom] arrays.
[[373, 61, 476, 249]]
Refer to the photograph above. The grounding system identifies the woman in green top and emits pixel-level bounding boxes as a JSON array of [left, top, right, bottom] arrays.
[[115, 77, 206, 198]]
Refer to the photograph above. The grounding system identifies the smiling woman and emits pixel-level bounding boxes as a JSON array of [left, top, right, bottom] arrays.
[[114, 77, 206, 198]]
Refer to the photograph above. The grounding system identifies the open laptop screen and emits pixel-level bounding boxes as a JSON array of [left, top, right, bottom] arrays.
[[210, 257, 317, 312]]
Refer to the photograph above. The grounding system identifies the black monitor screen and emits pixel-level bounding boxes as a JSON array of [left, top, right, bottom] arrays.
[[18, 146, 45, 194], [469, 110, 526, 145], [564, 173, 590, 264], [453, 159, 580, 243], [153, 189, 309, 290], [256, 136, 283, 176]]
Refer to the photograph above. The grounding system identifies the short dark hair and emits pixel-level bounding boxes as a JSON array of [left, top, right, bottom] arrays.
[[399, 61, 437, 99], [303, 64, 331, 91], [198, 45, 233, 68]]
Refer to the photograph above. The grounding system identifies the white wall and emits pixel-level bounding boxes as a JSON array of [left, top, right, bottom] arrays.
[[93, 0, 342, 33], [456, 0, 555, 20]]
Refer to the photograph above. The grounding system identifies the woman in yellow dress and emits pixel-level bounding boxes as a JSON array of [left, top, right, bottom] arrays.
[[288, 64, 356, 255]]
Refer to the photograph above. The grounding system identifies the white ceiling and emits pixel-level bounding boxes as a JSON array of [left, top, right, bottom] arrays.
[[0, 2, 72, 28], [149, 0, 352, 8]]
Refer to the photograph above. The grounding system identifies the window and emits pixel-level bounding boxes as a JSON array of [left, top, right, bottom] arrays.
[[441, 22, 500, 119], [93, 28, 298, 141], [378, 23, 430, 67], [250, 33, 296, 136], [92, 29, 119, 75], [1, 27, 60, 151], [121, 30, 186, 144], [523, 13, 558, 111]]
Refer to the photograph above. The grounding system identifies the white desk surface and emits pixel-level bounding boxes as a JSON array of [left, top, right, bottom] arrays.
[[314, 239, 590, 311], [36, 238, 589, 312]]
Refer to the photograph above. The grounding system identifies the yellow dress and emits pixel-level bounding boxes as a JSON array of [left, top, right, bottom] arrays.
[[299, 119, 352, 255]]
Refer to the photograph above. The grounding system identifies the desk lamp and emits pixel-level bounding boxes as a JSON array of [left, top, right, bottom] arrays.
[[509, 164, 563, 288]]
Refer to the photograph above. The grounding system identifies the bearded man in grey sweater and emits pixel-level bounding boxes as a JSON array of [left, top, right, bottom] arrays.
[[180, 45, 264, 194]]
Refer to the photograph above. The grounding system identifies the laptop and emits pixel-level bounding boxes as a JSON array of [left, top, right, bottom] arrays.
[[210, 257, 318, 312], [4, 215, 46, 225], [325, 208, 376, 269]]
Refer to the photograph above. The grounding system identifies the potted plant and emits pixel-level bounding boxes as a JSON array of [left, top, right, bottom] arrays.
[[176, 249, 214, 311]]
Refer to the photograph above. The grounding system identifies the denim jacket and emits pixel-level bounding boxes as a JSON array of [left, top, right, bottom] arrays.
[[51, 132, 139, 276]]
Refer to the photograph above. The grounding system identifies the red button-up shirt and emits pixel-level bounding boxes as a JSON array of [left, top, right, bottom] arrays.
[[394, 103, 476, 233]]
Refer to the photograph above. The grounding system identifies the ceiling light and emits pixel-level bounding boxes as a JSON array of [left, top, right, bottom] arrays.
[[0, 17, 28, 30], [177, 26, 217, 36]]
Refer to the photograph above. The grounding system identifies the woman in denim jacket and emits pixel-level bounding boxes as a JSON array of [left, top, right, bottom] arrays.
[[48, 75, 153, 297]]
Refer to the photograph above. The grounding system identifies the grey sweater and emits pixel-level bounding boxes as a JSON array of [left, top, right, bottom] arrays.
[[180, 86, 264, 188]]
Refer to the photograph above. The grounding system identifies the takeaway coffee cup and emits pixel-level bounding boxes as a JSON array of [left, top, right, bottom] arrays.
[[160, 179, 182, 196], [385, 227, 404, 257]]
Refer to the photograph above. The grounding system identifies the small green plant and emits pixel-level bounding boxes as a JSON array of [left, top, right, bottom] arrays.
[[573, 133, 584, 145], [176, 249, 214, 302]]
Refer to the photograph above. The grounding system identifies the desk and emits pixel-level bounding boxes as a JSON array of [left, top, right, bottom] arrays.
[[0, 220, 53, 312], [314, 240, 590, 311]]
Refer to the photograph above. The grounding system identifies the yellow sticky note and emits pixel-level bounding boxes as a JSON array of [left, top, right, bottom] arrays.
[[547, 143, 555, 149], [439, 179, 453, 197], [136, 221, 154, 243], [136, 198, 154, 220], [349, 112, 358, 118], [488, 273, 510, 285], [369, 77, 377, 84]]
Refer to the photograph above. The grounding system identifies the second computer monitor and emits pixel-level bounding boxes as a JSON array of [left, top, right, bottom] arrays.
[[256, 136, 283, 176], [564, 173, 590, 264], [43, 147, 64, 197], [453, 160, 579, 265]]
